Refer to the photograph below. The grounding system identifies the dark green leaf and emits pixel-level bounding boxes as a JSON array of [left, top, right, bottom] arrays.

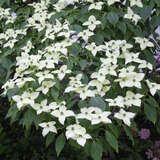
[[90, 141, 103, 160], [144, 103, 157, 124], [55, 133, 66, 157], [118, 22, 126, 34], [46, 133, 55, 147], [79, 59, 88, 70], [107, 12, 119, 25], [89, 96, 106, 111], [105, 130, 118, 153], [123, 125, 134, 145]]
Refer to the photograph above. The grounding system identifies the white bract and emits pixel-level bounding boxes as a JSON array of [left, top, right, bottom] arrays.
[[88, 2, 103, 10], [83, 15, 101, 31], [51, 106, 74, 125], [130, 0, 143, 8], [134, 37, 154, 50], [124, 7, 141, 24], [66, 124, 91, 146], [107, 0, 120, 6], [114, 109, 135, 126], [12, 91, 39, 109], [39, 121, 57, 136], [146, 80, 160, 96], [86, 42, 101, 56]]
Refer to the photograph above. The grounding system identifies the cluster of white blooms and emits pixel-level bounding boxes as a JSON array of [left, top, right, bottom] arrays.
[[106, 91, 143, 108], [0, 7, 16, 24], [77, 107, 111, 125], [0, 28, 26, 48], [2, 0, 159, 147]]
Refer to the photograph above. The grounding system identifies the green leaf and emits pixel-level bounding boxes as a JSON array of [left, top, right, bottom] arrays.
[[79, 59, 88, 70], [108, 124, 120, 138], [139, 6, 152, 20], [155, 0, 160, 7], [146, 96, 159, 108], [89, 96, 106, 111], [51, 87, 59, 101], [105, 131, 118, 153], [123, 125, 134, 145], [5, 104, 19, 123], [94, 32, 104, 45], [90, 141, 103, 160], [23, 109, 36, 131], [107, 12, 119, 25], [144, 103, 157, 124], [150, 15, 160, 30], [46, 133, 55, 147], [55, 133, 66, 157], [118, 22, 126, 34]]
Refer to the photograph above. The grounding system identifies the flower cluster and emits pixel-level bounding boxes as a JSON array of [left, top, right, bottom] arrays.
[[1, 0, 159, 148], [146, 140, 160, 160]]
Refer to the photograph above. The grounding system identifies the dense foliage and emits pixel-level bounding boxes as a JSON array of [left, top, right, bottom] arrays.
[[1, 0, 160, 159]]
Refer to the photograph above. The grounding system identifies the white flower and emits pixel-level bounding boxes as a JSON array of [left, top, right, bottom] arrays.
[[36, 81, 55, 94], [39, 121, 57, 136], [106, 96, 124, 108], [4, 39, 18, 48], [91, 70, 106, 82], [78, 29, 94, 42], [77, 107, 94, 120], [130, 0, 143, 8], [123, 91, 143, 107], [124, 7, 141, 24], [53, 65, 71, 80], [115, 66, 145, 88], [107, 0, 120, 6], [76, 86, 96, 100], [89, 107, 112, 125], [83, 15, 101, 31], [35, 71, 54, 84], [15, 77, 35, 88], [89, 79, 110, 92], [114, 109, 135, 126], [119, 40, 133, 52], [121, 52, 140, 64], [32, 99, 50, 115], [146, 80, 160, 96], [12, 91, 39, 109], [66, 124, 91, 146], [88, 2, 103, 10], [21, 40, 34, 53], [99, 64, 117, 76], [134, 37, 154, 50], [1, 79, 15, 95], [39, 59, 55, 69], [51, 106, 74, 125], [86, 42, 101, 56], [138, 60, 153, 70]]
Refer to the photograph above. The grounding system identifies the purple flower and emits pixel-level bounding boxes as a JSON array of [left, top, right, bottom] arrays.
[[71, 35, 78, 40], [138, 128, 150, 140], [146, 149, 153, 159], [155, 26, 160, 37], [155, 51, 160, 67], [155, 141, 160, 147], [152, 157, 159, 160], [11, 12, 17, 18]]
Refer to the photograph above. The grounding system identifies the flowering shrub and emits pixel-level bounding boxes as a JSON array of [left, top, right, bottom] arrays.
[[1, 0, 160, 159]]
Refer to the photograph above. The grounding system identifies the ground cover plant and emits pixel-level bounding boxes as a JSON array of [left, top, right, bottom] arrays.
[[1, 0, 160, 159]]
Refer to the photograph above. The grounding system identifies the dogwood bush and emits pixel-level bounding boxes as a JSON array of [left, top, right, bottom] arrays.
[[1, 0, 160, 159]]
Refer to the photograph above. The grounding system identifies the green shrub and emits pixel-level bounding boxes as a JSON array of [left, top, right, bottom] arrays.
[[1, 0, 160, 159]]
